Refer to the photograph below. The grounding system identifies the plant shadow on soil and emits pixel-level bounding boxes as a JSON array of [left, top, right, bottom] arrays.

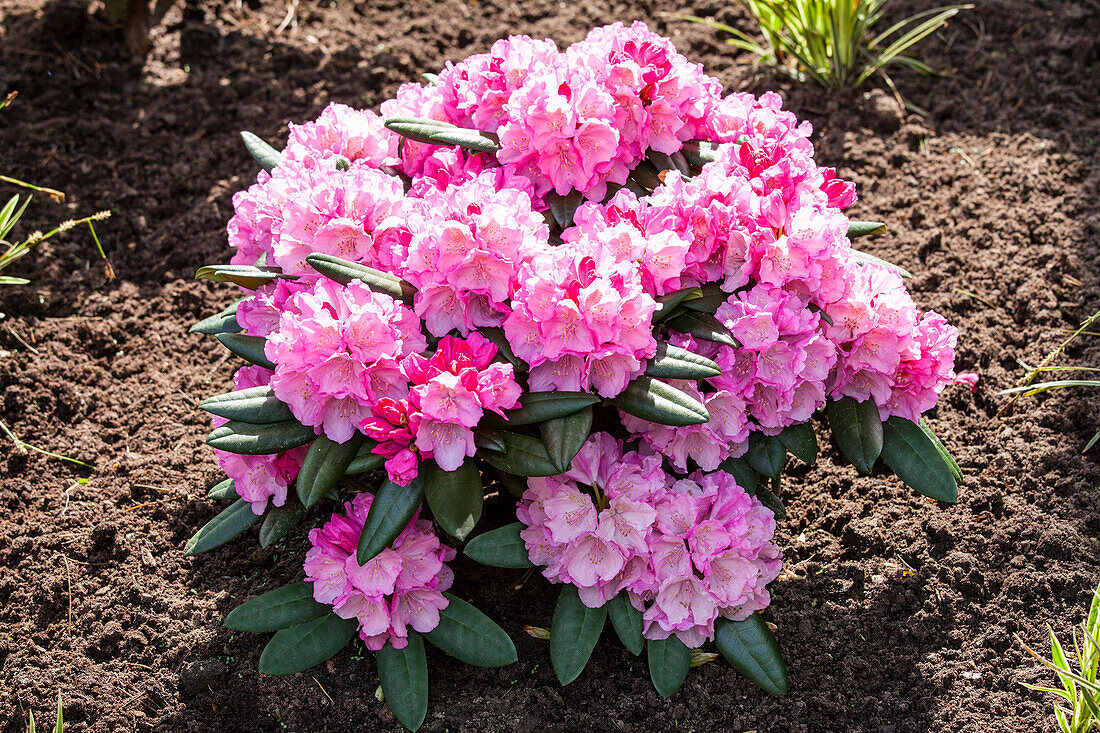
[[0, 0, 1098, 731]]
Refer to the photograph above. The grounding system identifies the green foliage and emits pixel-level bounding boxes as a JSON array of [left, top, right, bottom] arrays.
[[185, 498, 261, 556], [224, 582, 330, 633], [26, 691, 64, 733], [1020, 581, 1100, 733], [376, 635, 429, 731], [686, 0, 970, 89], [648, 636, 692, 698], [550, 585, 607, 685], [424, 593, 518, 667], [357, 476, 426, 564], [0, 194, 112, 286], [612, 376, 710, 426], [259, 614, 359, 676], [463, 523, 534, 569], [423, 459, 483, 540], [714, 613, 789, 695], [607, 592, 644, 656]]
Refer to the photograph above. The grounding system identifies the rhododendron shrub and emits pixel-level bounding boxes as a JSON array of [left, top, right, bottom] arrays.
[[186, 21, 967, 730]]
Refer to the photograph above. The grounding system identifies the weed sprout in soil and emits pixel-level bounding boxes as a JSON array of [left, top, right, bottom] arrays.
[[186, 22, 969, 730]]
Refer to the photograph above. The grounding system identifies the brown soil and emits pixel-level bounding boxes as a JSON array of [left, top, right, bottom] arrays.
[[1, 0, 1098, 730]]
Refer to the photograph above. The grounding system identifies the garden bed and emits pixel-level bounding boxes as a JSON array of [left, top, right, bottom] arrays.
[[0, 0, 1098, 730]]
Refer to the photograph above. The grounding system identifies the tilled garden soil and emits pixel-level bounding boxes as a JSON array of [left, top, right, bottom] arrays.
[[1, 0, 1098, 730]]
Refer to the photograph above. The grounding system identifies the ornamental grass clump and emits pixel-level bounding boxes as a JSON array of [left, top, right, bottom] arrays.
[[188, 22, 967, 729], [686, 0, 970, 89]]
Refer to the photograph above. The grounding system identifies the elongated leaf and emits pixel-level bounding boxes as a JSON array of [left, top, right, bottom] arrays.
[[464, 522, 533, 569], [744, 433, 785, 479], [240, 131, 283, 173], [304, 253, 415, 304], [224, 581, 329, 632], [357, 475, 425, 564], [680, 139, 721, 168], [345, 441, 385, 474], [652, 286, 702, 323], [191, 301, 243, 335], [473, 428, 507, 453], [424, 459, 483, 541], [296, 433, 364, 508], [385, 118, 500, 153], [714, 614, 788, 696], [494, 470, 529, 499], [645, 342, 721, 379], [481, 431, 561, 477], [206, 419, 316, 456], [607, 593, 643, 656], [488, 391, 600, 427], [826, 397, 883, 474], [200, 386, 292, 424], [259, 498, 304, 548], [847, 220, 887, 238], [376, 635, 429, 731], [185, 498, 260, 556], [718, 457, 758, 496], [648, 636, 691, 698], [778, 422, 817, 465], [424, 593, 517, 667], [208, 477, 238, 500], [258, 614, 358, 675], [881, 416, 958, 502], [613, 377, 710, 427], [550, 585, 607, 685], [665, 311, 740, 347], [541, 407, 593, 473], [215, 333, 275, 370], [850, 248, 912, 279], [755, 481, 786, 521], [195, 265, 281, 290], [920, 419, 962, 483]]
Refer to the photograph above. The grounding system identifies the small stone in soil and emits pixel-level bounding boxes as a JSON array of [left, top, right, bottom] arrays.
[[179, 658, 228, 695]]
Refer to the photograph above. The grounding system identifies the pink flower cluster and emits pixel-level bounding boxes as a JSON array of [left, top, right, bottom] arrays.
[[304, 493, 455, 650], [361, 333, 521, 484], [518, 433, 782, 647], [266, 278, 426, 444], [211, 365, 308, 515], [504, 239, 658, 397]]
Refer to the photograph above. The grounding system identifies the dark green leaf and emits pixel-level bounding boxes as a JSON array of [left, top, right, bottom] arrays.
[[629, 159, 662, 190], [648, 636, 691, 698], [357, 475, 425, 564], [847, 220, 888, 238], [680, 283, 729, 314], [920, 418, 962, 483], [545, 190, 585, 230], [479, 327, 526, 371], [481, 431, 561, 477], [718, 457, 758, 496], [540, 407, 593, 473], [881, 416, 958, 502], [744, 433, 785, 479], [607, 593, 643, 656], [826, 397, 883, 474], [850, 248, 912, 279], [714, 614, 788, 696], [345, 441, 385, 475], [259, 498, 304, 548], [185, 498, 260, 556], [645, 342, 721, 379], [652, 287, 702, 323], [215, 333, 276, 371], [463, 523, 533, 569], [206, 420, 316, 456], [612, 377, 710, 427], [304, 253, 416, 305], [424, 593, 517, 667], [487, 391, 600, 427], [258, 614, 358, 676], [755, 481, 786, 521], [664, 311, 740, 348], [494, 470, 529, 499], [550, 585, 607, 685], [680, 139, 720, 168], [423, 459, 483, 541], [195, 265, 281, 290], [473, 428, 507, 453], [207, 478, 238, 500], [190, 300, 242, 335], [296, 433, 364, 508], [385, 118, 500, 153], [240, 131, 283, 173], [376, 635, 428, 731], [199, 386, 293, 424], [778, 422, 817, 465], [223, 581, 328, 633]]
